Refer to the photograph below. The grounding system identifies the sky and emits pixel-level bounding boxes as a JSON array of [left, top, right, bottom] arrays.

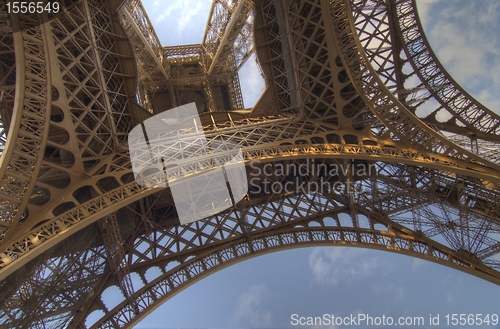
[[131, 1, 500, 328]]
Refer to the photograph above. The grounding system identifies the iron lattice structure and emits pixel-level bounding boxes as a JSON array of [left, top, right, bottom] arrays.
[[0, 0, 499, 327]]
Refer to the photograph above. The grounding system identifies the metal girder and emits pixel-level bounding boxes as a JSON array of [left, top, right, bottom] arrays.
[[203, 0, 254, 75], [349, 0, 500, 142], [324, 0, 500, 173], [71, 189, 500, 328], [395, 0, 500, 140], [0, 0, 136, 247], [121, 3, 170, 81], [164, 44, 201, 58], [1, 0, 500, 327], [0, 5, 15, 156], [0, 10, 51, 244], [0, 227, 107, 328], [4, 98, 500, 280], [1, 0, 500, 280], [98, 213, 135, 300]]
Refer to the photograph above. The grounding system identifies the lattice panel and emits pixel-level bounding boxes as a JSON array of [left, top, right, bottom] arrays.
[[0, 10, 50, 244], [203, 0, 254, 75], [73, 184, 500, 328], [0, 230, 107, 328], [1, 0, 500, 328], [395, 0, 500, 139]]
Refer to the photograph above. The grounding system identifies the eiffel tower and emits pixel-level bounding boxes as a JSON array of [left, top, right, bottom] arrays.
[[1, 0, 499, 327]]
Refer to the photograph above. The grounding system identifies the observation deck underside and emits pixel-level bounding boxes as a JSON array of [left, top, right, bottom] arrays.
[[0, 0, 499, 328]]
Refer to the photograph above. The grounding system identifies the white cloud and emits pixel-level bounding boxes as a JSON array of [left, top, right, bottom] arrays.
[[370, 282, 405, 301], [142, 0, 213, 45], [231, 284, 272, 326], [308, 248, 393, 287], [239, 53, 266, 108], [415, 0, 440, 27], [440, 273, 464, 305], [416, 0, 500, 114], [151, 0, 211, 33], [178, 1, 206, 32], [411, 257, 427, 272]]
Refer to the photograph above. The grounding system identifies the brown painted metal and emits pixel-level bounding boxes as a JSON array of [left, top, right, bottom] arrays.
[[0, 0, 499, 327]]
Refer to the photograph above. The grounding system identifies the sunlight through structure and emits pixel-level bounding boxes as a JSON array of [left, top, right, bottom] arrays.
[[0, 0, 499, 328]]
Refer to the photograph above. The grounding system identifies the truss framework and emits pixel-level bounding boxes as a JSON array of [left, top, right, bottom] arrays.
[[350, 0, 500, 150], [0, 0, 500, 327]]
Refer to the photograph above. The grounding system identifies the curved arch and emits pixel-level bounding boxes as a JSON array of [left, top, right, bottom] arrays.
[[0, 0, 141, 238], [395, 0, 500, 140], [2, 0, 500, 327], [325, 0, 500, 174], [3, 140, 500, 281], [3, 0, 500, 280], [0, 13, 52, 242], [78, 216, 500, 328], [349, 0, 500, 156]]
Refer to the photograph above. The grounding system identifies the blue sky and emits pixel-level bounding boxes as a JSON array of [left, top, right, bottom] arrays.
[[133, 1, 500, 328], [417, 0, 500, 112]]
